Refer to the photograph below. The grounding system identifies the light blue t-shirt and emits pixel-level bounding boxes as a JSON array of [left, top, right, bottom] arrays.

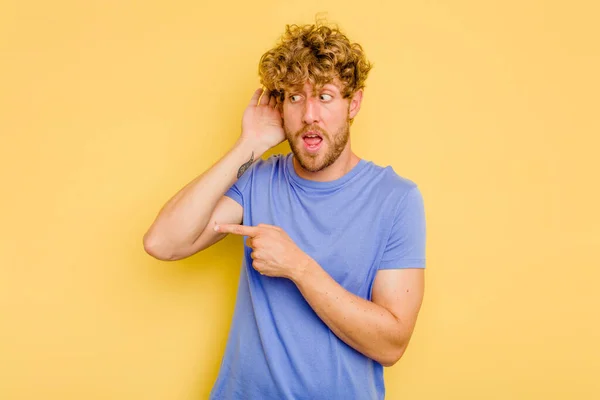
[[210, 153, 426, 400]]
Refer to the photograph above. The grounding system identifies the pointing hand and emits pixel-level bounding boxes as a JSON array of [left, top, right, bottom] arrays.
[[214, 223, 311, 280]]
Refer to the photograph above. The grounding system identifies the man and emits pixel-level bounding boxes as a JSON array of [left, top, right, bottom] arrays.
[[143, 22, 426, 400]]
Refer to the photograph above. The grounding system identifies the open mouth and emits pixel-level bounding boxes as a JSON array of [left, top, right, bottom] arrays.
[[302, 132, 323, 152]]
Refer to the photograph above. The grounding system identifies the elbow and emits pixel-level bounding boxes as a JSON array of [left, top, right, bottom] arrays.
[[380, 356, 400, 368], [143, 231, 197, 261], [143, 232, 175, 261], [379, 345, 408, 368]]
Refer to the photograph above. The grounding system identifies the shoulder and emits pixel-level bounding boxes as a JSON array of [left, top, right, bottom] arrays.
[[364, 161, 421, 201]]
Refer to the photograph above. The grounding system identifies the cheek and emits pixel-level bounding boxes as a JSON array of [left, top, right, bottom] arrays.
[[282, 108, 298, 125], [322, 105, 348, 127]]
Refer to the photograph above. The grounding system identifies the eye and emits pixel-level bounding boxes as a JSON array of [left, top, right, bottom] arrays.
[[320, 94, 333, 101], [289, 94, 302, 103]]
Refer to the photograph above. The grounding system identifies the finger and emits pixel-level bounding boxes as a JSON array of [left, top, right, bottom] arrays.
[[249, 88, 263, 106], [268, 95, 276, 108], [252, 260, 264, 273], [259, 89, 271, 106], [246, 237, 254, 248], [257, 223, 280, 230], [215, 224, 259, 237]]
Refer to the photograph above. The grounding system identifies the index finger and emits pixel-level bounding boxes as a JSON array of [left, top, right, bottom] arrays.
[[215, 224, 259, 237]]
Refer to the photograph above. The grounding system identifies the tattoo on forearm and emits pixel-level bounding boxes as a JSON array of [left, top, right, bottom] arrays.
[[237, 152, 254, 178]]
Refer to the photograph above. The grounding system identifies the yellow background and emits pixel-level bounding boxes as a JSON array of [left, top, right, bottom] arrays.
[[1, 0, 598, 399]]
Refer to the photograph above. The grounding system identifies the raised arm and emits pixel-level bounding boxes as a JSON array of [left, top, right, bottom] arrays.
[[143, 88, 285, 260]]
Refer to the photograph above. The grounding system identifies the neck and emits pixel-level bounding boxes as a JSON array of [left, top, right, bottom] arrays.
[[292, 144, 361, 182]]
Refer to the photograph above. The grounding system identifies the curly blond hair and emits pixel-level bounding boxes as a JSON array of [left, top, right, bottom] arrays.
[[258, 22, 372, 101]]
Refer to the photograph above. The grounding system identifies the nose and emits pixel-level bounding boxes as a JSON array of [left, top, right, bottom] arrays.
[[302, 97, 321, 125]]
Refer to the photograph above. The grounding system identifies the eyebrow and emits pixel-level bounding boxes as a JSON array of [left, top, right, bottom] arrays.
[[286, 85, 304, 93], [321, 83, 342, 93], [286, 84, 340, 96]]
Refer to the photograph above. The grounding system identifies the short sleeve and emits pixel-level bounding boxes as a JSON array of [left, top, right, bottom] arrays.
[[378, 186, 426, 270], [224, 159, 257, 207]]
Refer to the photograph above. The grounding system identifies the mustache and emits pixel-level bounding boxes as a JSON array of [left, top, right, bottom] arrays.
[[297, 125, 327, 138]]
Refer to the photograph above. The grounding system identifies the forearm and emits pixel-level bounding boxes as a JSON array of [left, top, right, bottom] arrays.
[[291, 259, 409, 366], [143, 137, 265, 257]]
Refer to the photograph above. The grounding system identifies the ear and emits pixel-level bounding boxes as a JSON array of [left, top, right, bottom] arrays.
[[348, 89, 363, 120]]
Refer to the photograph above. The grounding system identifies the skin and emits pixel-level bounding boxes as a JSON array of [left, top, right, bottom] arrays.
[[282, 81, 361, 180], [216, 82, 425, 367]]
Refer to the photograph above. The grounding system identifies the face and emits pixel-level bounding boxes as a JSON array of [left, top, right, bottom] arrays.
[[282, 81, 362, 173]]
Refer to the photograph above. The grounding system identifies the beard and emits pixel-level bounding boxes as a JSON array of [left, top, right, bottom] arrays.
[[285, 119, 350, 173]]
